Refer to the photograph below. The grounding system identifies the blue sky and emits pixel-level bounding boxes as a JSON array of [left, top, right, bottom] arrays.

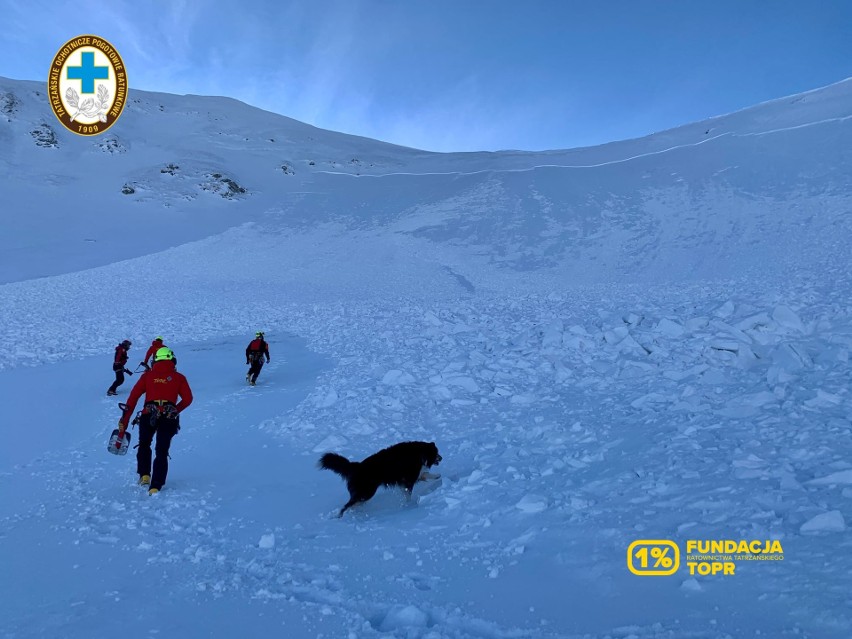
[[1, 1, 849, 152]]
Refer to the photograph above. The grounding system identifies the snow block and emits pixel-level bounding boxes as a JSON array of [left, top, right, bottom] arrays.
[[808, 470, 852, 485], [771, 343, 810, 371], [430, 385, 454, 400], [554, 361, 573, 382], [377, 396, 405, 411], [711, 320, 753, 343], [715, 301, 735, 318], [381, 369, 415, 385], [740, 392, 777, 408], [622, 312, 642, 326], [604, 327, 629, 345], [444, 376, 479, 393], [630, 392, 669, 409], [732, 454, 768, 479], [423, 311, 442, 326], [656, 318, 685, 337], [563, 334, 594, 350], [378, 605, 430, 631], [716, 403, 760, 419], [317, 388, 338, 407], [312, 434, 348, 453], [698, 369, 727, 386], [804, 390, 843, 408], [515, 494, 548, 513], [735, 312, 773, 332], [684, 317, 709, 332], [618, 335, 649, 355], [662, 364, 708, 381], [709, 340, 741, 353], [736, 345, 760, 370], [541, 320, 564, 348], [766, 366, 797, 385], [800, 510, 846, 534], [772, 305, 805, 333]]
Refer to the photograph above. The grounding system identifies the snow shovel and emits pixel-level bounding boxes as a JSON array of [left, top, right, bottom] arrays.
[[107, 428, 131, 455], [107, 402, 132, 455]]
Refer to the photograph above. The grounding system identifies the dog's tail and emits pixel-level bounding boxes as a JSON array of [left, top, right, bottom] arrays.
[[318, 452, 354, 479]]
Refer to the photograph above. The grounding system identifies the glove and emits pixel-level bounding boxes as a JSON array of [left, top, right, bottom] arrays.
[[124, 368, 133, 375], [116, 420, 127, 449], [246, 360, 250, 365], [266, 358, 270, 363]]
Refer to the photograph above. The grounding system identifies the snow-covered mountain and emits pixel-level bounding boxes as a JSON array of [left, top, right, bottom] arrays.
[[2, 76, 851, 285], [1, 76, 851, 639]]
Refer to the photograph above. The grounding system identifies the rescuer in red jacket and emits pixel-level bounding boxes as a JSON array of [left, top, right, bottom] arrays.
[[245, 331, 270, 386], [140, 336, 165, 369], [118, 347, 193, 495], [107, 339, 133, 396]]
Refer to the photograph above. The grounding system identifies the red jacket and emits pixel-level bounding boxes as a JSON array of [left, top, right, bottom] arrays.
[[121, 360, 193, 426], [113, 345, 129, 371], [246, 338, 270, 361], [143, 339, 164, 366]]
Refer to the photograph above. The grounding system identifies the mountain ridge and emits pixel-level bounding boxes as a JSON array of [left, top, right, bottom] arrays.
[[1, 74, 850, 287]]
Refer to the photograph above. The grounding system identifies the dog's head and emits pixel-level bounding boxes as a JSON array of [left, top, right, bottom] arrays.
[[422, 442, 442, 467]]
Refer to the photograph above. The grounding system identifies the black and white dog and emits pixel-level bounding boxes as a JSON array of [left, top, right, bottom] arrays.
[[319, 441, 442, 517]]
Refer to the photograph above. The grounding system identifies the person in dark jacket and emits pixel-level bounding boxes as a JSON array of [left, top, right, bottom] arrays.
[[117, 347, 193, 495], [107, 339, 133, 396], [245, 331, 270, 386]]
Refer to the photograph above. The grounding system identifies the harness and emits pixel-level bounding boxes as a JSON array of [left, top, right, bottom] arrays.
[[143, 399, 179, 423]]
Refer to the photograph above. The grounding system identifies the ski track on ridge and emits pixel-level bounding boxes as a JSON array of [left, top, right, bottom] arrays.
[[315, 114, 852, 180]]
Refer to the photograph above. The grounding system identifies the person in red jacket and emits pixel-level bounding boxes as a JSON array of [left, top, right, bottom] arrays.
[[140, 336, 165, 369], [245, 331, 270, 386], [117, 347, 193, 495], [107, 339, 133, 396]]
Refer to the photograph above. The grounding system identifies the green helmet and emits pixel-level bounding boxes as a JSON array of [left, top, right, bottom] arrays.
[[255, 331, 264, 338], [154, 347, 175, 362]]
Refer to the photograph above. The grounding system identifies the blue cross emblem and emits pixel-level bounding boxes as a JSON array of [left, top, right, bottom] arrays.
[[67, 51, 109, 93]]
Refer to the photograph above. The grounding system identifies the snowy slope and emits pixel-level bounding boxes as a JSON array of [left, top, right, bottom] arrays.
[[2, 76, 851, 285], [1, 76, 852, 639]]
